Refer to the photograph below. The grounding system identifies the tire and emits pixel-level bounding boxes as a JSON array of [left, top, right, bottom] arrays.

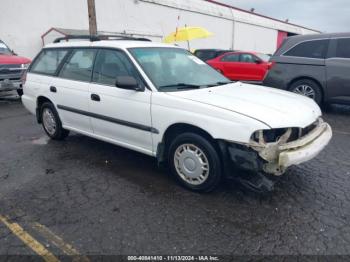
[[168, 133, 222, 192], [41, 102, 69, 140], [17, 89, 23, 97], [289, 79, 323, 105]]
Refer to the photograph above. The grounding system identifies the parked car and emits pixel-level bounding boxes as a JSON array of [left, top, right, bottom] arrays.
[[207, 51, 272, 82], [0, 40, 31, 96], [22, 36, 332, 192], [193, 49, 231, 62], [263, 32, 350, 105]]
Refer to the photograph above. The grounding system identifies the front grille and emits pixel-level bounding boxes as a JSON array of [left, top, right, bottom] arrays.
[[301, 121, 318, 137], [287, 119, 320, 142], [0, 64, 25, 80]]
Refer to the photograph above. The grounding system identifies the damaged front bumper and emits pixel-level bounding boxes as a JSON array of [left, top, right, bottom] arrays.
[[278, 123, 332, 169], [261, 121, 332, 175], [226, 118, 332, 177]]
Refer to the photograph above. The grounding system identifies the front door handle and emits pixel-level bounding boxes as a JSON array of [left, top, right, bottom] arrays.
[[91, 94, 100, 102], [50, 86, 57, 93]]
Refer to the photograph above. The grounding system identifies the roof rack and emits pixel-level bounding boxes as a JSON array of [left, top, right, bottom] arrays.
[[53, 34, 152, 43]]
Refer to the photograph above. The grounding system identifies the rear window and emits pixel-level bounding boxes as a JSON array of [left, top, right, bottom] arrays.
[[30, 49, 68, 75], [336, 38, 350, 59], [284, 39, 329, 59]]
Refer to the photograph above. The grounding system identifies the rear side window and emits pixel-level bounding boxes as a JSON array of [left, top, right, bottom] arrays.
[[284, 39, 329, 59], [92, 49, 140, 86], [59, 49, 96, 82], [30, 49, 68, 75], [335, 38, 350, 58], [221, 53, 240, 62]]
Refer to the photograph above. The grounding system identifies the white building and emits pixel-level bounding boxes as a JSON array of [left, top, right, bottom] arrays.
[[0, 0, 320, 59]]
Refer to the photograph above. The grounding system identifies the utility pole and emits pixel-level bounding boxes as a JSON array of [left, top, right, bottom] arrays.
[[87, 0, 97, 35]]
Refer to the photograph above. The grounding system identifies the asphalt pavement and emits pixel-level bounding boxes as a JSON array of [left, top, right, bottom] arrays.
[[1, 93, 350, 259]]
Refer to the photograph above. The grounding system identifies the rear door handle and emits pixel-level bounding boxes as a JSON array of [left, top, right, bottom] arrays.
[[91, 94, 100, 102], [50, 86, 57, 93]]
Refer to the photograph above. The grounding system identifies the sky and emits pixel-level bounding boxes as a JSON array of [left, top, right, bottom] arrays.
[[218, 0, 349, 33]]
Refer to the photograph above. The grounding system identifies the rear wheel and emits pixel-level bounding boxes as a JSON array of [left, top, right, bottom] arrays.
[[41, 102, 69, 140], [168, 133, 222, 192], [289, 79, 322, 105]]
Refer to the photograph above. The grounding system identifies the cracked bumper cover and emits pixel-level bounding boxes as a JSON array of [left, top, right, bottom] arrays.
[[225, 120, 332, 177], [261, 122, 332, 175], [278, 123, 332, 169]]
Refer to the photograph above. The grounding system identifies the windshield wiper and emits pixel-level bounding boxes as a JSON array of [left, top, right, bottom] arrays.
[[207, 81, 234, 87], [159, 83, 202, 90]]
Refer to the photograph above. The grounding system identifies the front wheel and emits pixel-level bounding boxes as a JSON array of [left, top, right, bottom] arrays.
[[289, 79, 322, 105], [41, 102, 69, 140], [168, 133, 222, 192]]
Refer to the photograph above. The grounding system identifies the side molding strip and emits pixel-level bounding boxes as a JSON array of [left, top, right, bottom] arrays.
[[57, 105, 159, 134]]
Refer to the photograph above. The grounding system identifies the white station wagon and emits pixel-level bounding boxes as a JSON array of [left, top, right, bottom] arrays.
[[22, 35, 332, 192]]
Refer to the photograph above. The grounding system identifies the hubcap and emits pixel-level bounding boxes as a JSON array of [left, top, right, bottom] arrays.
[[174, 144, 210, 185], [293, 85, 316, 100], [42, 108, 57, 136]]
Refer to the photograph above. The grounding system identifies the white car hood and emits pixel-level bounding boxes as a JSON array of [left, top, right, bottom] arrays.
[[166, 82, 321, 128]]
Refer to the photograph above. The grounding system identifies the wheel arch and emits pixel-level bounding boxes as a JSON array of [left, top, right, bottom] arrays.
[[156, 123, 219, 164], [36, 96, 53, 123], [288, 76, 325, 102]]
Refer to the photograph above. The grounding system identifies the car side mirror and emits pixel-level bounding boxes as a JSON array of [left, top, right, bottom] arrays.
[[12, 50, 17, 56], [255, 59, 262, 64], [115, 76, 144, 91]]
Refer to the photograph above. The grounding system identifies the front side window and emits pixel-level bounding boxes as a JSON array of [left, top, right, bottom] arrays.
[[221, 53, 240, 62], [240, 54, 256, 63], [30, 49, 68, 75], [129, 47, 229, 91], [59, 49, 96, 82], [335, 38, 350, 59], [284, 39, 329, 59], [92, 49, 139, 86], [255, 53, 271, 62]]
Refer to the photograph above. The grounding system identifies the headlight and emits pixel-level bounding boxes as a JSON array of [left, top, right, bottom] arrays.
[[251, 128, 290, 143], [21, 63, 30, 69], [251, 119, 321, 144]]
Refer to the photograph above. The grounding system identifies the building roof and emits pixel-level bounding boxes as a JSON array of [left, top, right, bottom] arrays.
[[205, 0, 321, 33]]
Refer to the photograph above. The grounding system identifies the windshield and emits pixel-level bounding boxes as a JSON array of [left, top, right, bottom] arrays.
[[0, 42, 12, 55], [129, 47, 230, 91], [255, 53, 271, 62]]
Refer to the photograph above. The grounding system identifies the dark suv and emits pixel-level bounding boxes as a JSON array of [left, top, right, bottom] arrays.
[[263, 33, 350, 105]]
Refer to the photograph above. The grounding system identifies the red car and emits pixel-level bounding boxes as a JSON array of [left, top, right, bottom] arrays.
[[207, 51, 272, 82], [0, 40, 31, 96]]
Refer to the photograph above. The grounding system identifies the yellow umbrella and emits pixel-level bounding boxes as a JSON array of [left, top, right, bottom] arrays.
[[163, 26, 213, 49]]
